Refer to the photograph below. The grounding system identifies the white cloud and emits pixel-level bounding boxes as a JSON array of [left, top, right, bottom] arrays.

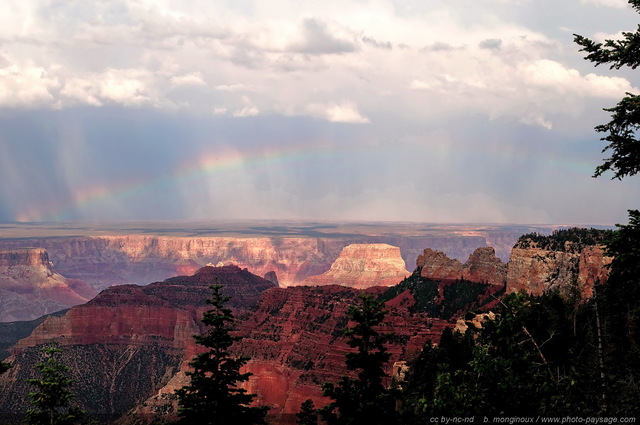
[[233, 96, 260, 117], [289, 18, 358, 54], [171, 72, 205, 87], [519, 113, 553, 130], [61, 68, 156, 106], [212, 107, 228, 115], [233, 106, 260, 117], [308, 102, 370, 124], [0, 64, 58, 107], [520, 59, 634, 99], [0, 1, 634, 127]]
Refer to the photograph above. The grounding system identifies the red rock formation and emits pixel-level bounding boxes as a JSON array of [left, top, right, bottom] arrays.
[[130, 284, 447, 424], [11, 266, 275, 352], [1, 266, 276, 421], [463, 247, 508, 286], [0, 229, 529, 291], [417, 248, 464, 280], [417, 247, 506, 286], [1, 267, 447, 424], [506, 242, 612, 297], [0, 248, 96, 322], [302, 244, 409, 288], [417, 241, 610, 299]]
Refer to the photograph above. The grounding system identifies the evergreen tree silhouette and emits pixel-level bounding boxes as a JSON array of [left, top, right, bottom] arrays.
[[175, 284, 267, 425]]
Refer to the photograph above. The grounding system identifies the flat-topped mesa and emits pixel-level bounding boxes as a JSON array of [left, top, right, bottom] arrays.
[[0, 248, 51, 269], [0, 248, 96, 322], [506, 229, 612, 298], [417, 247, 507, 286], [302, 243, 410, 289]]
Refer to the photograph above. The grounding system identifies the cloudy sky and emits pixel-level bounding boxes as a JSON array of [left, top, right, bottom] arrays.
[[0, 0, 638, 225]]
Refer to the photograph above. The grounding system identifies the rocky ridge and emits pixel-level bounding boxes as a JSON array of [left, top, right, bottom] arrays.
[[506, 242, 611, 298], [0, 266, 276, 422], [417, 247, 506, 286], [302, 244, 409, 288], [0, 232, 522, 291], [0, 267, 450, 424], [417, 231, 612, 298]]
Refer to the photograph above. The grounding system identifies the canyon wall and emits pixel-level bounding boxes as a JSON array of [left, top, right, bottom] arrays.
[[0, 266, 449, 424], [417, 231, 612, 299], [506, 242, 611, 298], [417, 247, 506, 286], [0, 228, 614, 424], [0, 231, 519, 291], [0, 248, 96, 322], [302, 244, 409, 288]]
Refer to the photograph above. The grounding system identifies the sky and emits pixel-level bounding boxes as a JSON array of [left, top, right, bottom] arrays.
[[0, 0, 639, 225]]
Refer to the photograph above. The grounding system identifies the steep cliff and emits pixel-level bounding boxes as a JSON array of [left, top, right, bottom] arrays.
[[506, 234, 612, 298], [0, 267, 449, 424], [0, 228, 528, 291], [0, 266, 276, 422], [417, 247, 507, 286], [0, 236, 346, 290], [0, 248, 96, 322], [416, 229, 612, 299], [302, 244, 409, 288]]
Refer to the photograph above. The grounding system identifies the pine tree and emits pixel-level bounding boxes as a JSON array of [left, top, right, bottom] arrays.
[[575, 1, 640, 414], [321, 293, 398, 425], [174, 284, 267, 425], [574, 0, 640, 180], [296, 399, 318, 425], [0, 360, 10, 375], [25, 340, 84, 425]]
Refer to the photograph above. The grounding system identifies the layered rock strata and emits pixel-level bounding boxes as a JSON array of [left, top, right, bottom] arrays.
[[416, 237, 612, 299], [0, 248, 96, 322], [417, 247, 506, 286], [506, 242, 611, 297], [1, 266, 276, 422], [0, 267, 447, 424], [302, 244, 410, 288], [0, 232, 521, 291]]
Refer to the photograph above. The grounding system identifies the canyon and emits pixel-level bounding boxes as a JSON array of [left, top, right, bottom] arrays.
[[0, 222, 550, 322], [0, 222, 555, 293], [0, 265, 455, 424], [0, 224, 614, 424]]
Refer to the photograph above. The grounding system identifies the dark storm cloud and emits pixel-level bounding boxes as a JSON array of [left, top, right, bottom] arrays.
[[361, 36, 392, 50], [479, 38, 502, 50]]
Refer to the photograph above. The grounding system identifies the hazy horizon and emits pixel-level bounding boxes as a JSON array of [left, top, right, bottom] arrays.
[[0, 220, 615, 241]]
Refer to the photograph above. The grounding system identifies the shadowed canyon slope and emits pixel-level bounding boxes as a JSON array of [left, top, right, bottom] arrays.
[[0, 248, 96, 322], [0, 266, 461, 424]]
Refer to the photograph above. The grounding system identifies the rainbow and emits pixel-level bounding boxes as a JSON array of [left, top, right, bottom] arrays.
[[16, 141, 336, 222], [15, 139, 599, 223]]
